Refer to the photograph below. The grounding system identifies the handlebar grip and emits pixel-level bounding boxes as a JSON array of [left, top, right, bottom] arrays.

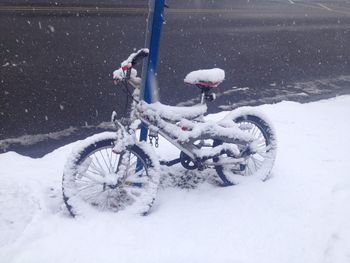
[[118, 49, 149, 80], [131, 49, 149, 66]]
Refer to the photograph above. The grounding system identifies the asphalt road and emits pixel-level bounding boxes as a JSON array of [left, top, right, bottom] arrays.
[[1, 0, 350, 156]]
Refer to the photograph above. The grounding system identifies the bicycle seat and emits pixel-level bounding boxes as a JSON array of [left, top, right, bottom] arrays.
[[184, 68, 225, 88], [138, 101, 207, 121]]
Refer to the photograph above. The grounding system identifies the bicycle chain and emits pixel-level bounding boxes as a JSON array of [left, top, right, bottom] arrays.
[[149, 133, 159, 148]]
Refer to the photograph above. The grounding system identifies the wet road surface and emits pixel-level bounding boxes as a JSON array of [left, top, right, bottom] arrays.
[[1, 0, 350, 157]]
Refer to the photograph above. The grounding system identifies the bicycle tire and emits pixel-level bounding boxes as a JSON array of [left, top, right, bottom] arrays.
[[62, 132, 160, 216], [214, 114, 277, 185]]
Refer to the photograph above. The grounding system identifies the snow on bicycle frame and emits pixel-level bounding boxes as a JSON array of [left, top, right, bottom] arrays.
[[112, 49, 262, 169], [136, 102, 253, 142]]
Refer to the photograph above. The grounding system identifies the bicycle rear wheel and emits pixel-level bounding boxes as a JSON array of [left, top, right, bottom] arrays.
[[215, 114, 277, 185], [62, 132, 160, 216]]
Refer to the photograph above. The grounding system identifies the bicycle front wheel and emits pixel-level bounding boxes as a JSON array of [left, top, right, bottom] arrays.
[[62, 132, 160, 216]]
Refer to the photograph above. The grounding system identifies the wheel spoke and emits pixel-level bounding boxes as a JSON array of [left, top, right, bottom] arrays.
[[86, 169, 103, 176], [99, 150, 111, 173], [93, 155, 107, 176], [105, 149, 114, 172], [70, 187, 103, 200], [88, 161, 104, 175], [75, 183, 99, 193]]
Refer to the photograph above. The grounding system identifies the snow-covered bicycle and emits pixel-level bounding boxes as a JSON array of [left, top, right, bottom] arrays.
[[62, 49, 277, 217]]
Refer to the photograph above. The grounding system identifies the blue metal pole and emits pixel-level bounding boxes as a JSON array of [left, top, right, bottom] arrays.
[[140, 0, 165, 142]]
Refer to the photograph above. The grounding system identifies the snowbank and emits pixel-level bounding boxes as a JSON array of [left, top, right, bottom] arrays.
[[0, 96, 350, 263]]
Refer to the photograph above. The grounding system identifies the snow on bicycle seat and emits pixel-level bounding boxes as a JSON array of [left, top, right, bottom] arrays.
[[184, 68, 225, 88], [138, 101, 207, 121]]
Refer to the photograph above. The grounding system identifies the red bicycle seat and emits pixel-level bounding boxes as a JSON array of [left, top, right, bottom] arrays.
[[184, 68, 225, 88]]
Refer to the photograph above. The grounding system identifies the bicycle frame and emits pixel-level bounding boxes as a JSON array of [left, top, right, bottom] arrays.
[[113, 76, 254, 170]]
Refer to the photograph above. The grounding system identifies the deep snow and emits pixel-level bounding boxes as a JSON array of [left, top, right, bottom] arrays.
[[0, 96, 350, 263]]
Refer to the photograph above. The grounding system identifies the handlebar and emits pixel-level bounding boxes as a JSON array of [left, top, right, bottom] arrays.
[[115, 48, 149, 81], [113, 48, 149, 83], [121, 48, 149, 70], [131, 48, 149, 66]]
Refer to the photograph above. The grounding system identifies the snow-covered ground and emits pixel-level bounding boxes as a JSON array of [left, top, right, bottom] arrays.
[[0, 96, 350, 263]]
